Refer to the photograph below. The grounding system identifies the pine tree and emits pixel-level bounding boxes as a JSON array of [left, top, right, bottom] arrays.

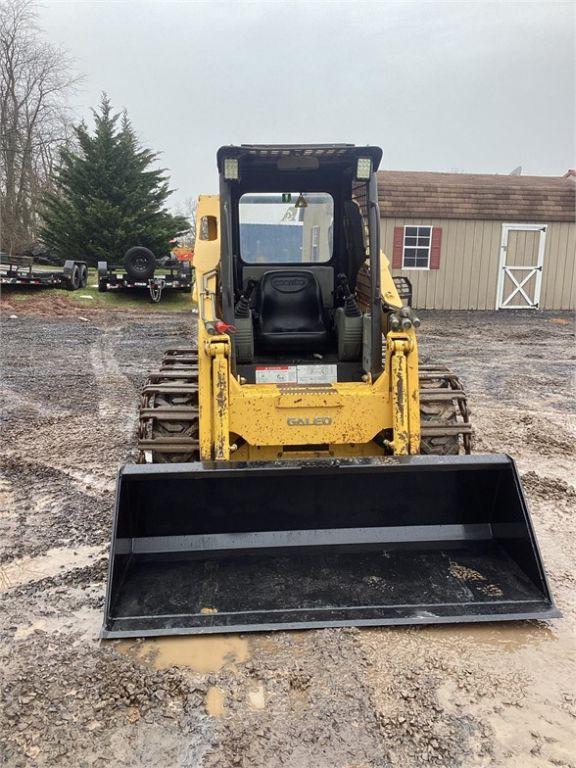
[[40, 95, 189, 265]]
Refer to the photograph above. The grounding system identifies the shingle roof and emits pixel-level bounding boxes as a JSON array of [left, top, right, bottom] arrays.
[[377, 171, 575, 222]]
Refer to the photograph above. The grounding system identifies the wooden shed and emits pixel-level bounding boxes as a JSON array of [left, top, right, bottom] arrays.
[[378, 170, 575, 310]]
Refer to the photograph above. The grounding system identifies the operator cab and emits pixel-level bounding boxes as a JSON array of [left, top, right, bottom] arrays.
[[216, 144, 384, 382]]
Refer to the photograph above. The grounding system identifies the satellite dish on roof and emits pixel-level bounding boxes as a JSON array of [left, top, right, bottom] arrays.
[[509, 166, 522, 176]]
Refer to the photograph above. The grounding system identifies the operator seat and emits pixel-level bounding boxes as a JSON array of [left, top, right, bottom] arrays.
[[255, 270, 330, 354]]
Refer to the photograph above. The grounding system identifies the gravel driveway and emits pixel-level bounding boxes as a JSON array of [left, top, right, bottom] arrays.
[[1, 304, 574, 767]]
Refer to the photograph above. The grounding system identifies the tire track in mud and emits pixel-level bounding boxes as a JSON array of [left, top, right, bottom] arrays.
[[89, 326, 139, 444], [0, 544, 104, 593], [2, 324, 139, 562], [0, 457, 111, 564], [0, 314, 217, 768], [0, 326, 135, 569], [1, 385, 72, 423], [473, 406, 576, 458]]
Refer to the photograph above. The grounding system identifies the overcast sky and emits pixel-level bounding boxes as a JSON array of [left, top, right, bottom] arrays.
[[38, 1, 575, 210]]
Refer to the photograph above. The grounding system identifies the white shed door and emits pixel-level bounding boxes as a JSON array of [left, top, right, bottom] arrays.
[[497, 224, 547, 309]]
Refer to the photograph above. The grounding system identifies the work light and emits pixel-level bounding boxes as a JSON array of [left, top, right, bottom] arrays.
[[224, 157, 239, 181], [356, 157, 372, 180]]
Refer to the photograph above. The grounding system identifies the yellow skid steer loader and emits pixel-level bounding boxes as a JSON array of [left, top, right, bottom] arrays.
[[102, 145, 557, 637]]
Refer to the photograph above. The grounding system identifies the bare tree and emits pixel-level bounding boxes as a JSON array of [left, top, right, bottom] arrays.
[[0, 0, 78, 255], [174, 196, 197, 248]]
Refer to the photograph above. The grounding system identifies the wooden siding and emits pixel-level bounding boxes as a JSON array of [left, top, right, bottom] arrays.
[[382, 218, 576, 310], [540, 222, 576, 310]]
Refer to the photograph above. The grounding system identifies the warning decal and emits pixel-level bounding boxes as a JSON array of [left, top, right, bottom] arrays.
[[255, 364, 337, 385]]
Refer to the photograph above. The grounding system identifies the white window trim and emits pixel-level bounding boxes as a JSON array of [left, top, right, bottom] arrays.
[[401, 225, 433, 270]]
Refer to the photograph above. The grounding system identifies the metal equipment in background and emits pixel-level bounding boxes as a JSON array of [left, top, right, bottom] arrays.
[[0, 253, 88, 291], [102, 144, 558, 638], [98, 246, 193, 303]]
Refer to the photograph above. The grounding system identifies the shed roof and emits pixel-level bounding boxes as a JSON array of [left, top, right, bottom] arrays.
[[377, 170, 575, 222]]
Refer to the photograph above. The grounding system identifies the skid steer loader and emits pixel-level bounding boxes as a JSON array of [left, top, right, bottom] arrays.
[[102, 144, 558, 638]]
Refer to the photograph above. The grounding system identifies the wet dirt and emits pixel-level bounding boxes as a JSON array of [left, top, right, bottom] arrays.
[[1, 307, 575, 767], [205, 687, 227, 718], [118, 635, 250, 674], [0, 544, 104, 592]]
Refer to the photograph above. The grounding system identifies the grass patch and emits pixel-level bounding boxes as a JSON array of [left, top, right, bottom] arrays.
[[3, 268, 196, 313]]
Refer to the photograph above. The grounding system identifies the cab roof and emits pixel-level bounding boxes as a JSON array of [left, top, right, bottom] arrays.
[[217, 144, 383, 172]]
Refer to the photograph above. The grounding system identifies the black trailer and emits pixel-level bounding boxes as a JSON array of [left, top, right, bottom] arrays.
[[98, 246, 193, 304], [0, 254, 88, 291]]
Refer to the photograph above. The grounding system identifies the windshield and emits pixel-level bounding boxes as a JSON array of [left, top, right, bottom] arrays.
[[239, 192, 334, 263]]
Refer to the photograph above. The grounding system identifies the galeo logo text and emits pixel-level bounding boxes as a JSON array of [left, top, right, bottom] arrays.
[[287, 417, 332, 426]]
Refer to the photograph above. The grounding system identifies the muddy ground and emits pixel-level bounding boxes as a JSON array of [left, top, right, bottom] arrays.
[[1, 301, 574, 767]]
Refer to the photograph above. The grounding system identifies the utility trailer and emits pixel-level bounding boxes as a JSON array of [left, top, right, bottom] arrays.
[[0, 254, 88, 291], [97, 257, 193, 304]]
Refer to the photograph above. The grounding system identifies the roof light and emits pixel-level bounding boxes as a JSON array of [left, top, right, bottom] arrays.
[[224, 157, 239, 181], [356, 157, 372, 181]]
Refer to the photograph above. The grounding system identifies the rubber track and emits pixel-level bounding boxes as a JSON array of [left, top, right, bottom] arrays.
[[418, 364, 473, 454], [137, 348, 200, 463]]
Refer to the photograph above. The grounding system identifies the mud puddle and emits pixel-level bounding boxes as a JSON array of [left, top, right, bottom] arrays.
[[205, 686, 227, 717], [116, 635, 268, 720], [115, 630, 311, 675], [115, 633, 301, 721], [116, 634, 250, 673]]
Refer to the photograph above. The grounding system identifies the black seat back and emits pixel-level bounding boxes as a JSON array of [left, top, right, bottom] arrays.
[[256, 270, 329, 353]]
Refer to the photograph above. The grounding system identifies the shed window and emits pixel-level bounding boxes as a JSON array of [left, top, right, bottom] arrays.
[[403, 226, 431, 269]]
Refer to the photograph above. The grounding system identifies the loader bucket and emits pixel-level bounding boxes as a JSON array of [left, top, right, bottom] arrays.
[[101, 455, 558, 638]]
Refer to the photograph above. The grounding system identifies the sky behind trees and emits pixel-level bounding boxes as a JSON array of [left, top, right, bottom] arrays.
[[38, 1, 575, 208]]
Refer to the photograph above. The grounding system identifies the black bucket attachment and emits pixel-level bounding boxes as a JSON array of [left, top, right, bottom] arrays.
[[101, 455, 558, 638]]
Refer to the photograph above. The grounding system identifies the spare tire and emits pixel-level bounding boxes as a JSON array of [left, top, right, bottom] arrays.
[[123, 247, 156, 280]]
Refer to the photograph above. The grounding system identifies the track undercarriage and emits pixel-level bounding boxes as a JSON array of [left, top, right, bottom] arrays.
[[105, 353, 556, 638], [137, 348, 473, 464]]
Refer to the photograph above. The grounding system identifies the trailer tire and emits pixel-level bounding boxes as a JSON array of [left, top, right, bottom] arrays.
[[79, 263, 88, 288], [67, 264, 81, 291], [98, 279, 108, 293], [123, 247, 156, 280]]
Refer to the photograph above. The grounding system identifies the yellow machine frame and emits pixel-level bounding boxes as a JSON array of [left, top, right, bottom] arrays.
[[193, 194, 421, 462]]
